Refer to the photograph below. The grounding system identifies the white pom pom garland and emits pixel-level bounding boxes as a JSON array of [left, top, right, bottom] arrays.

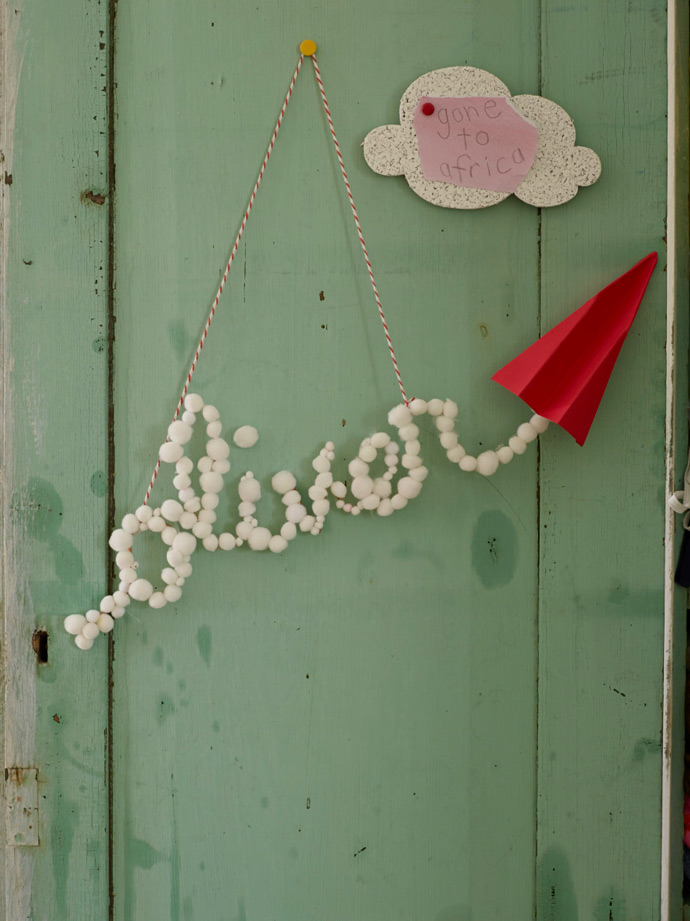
[[72, 394, 547, 649]]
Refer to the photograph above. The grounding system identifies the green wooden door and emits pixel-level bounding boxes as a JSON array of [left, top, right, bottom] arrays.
[[2, 1, 688, 919]]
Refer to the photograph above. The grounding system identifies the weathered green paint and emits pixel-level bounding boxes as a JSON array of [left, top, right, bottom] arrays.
[[1, 0, 110, 918], [2, 1, 688, 919]]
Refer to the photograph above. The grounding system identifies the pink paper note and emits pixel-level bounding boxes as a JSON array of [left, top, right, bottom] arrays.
[[413, 96, 539, 193]]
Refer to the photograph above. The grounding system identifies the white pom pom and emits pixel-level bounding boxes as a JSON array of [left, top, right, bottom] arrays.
[[200, 471, 224, 494], [312, 498, 330, 517], [299, 514, 316, 532], [373, 478, 392, 497], [402, 454, 422, 469], [459, 455, 477, 472], [385, 441, 400, 454], [121, 513, 139, 535], [248, 527, 271, 551], [202, 404, 220, 422], [119, 567, 137, 584], [113, 590, 130, 607], [129, 579, 153, 601], [176, 456, 194, 475], [136, 505, 153, 523], [115, 551, 134, 568], [236, 521, 253, 540], [312, 455, 330, 473], [435, 416, 454, 432], [281, 489, 301, 506], [330, 481, 347, 499], [351, 476, 374, 499], [201, 493, 219, 510], [159, 441, 184, 463], [269, 535, 288, 553], [172, 532, 197, 556], [391, 494, 408, 510], [238, 502, 255, 518], [82, 622, 100, 640], [399, 423, 419, 441], [163, 584, 182, 602], [192, 521, 213, 539], [388, 404, 413, 427], [440, 431, 458, 449], [161, 526, 177, 546], [198, 509, 216, 523], [361, 493, 380, 510], [179, 511, 197, 530], [308, 486, 327, 501], [182, 410, 196, 425], [409, 398, 427, 416], [184, 393, 204, 413], [405, 439, 421, 456], [517, 422, 538, 443], [447, 445, 466, 463], [427, 398, 444, 416], [108, 529, 132, 552], [207, 438, 230, 460], [97, 595, 114, 614], [476, 451, 500, 477], [233, 425, 259, 448], [286, 503, 307, 523], [359, 445, 377, 463], [98, 613, 115, 633], [148, 592, 167, 609], [272, 470, 297, 494], [111, 605, 126, 619], [315, 472, 333, 489], [202, 534, 219, 552], [219, 533, 236, 550], [443, 399, 459, 419], [168, 420, 193, 445], [376, 498, 395, 517], [409, 465, 428, 481], [213, 459, 231, 475], [64, 614, 87, 635], [161, 499, 183, 522], [75, 634, 94, 650], [281, 522, 297, 540], [497, 445, 514, 464], [397, 477, 422, 499], [530, 414, 550, 433], [198, 456, 213, 473], [348, 458, 369, 477], [173, 474, 191, 491], [508, 435, 527, 455], [167, 549, 184, 567], [370, 432, 390, 448], [161, 568, 178, 585], [85, 608, 100, 623], [238, 476, 261, 503], [148, 516, 166, 532]]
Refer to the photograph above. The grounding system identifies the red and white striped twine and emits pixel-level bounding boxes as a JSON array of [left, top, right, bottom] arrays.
[[310, 54, 408, 407], [143, 50, 407, 506]]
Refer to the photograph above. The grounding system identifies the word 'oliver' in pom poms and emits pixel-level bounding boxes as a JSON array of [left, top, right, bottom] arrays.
[[67, 393, 548, 649]]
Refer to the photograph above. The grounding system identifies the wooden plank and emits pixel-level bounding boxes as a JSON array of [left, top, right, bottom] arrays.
[[0, 0, 110, 917], [536, 2, 678, 918], [662, 2, 690, 916], [110, 3, 543, 919]]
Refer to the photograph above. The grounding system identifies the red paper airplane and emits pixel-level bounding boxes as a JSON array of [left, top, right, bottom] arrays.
[[491, 252, 658, 445]]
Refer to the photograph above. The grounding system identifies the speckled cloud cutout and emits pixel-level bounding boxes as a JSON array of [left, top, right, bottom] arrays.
[[363, 66, 601, 209]]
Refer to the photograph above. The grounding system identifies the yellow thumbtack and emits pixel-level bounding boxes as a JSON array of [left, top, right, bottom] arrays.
[[300, 39, 317, 56]]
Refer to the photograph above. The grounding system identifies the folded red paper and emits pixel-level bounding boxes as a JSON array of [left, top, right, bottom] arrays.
[[492, 252, 658, 445]]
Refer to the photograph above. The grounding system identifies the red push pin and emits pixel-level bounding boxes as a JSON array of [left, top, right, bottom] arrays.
[[421, 102, 435, 116]]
